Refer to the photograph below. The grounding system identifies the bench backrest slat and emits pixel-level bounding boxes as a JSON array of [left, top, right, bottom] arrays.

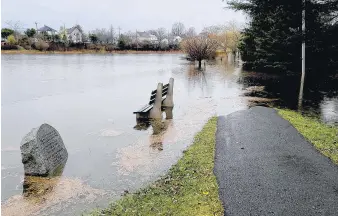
[[162, 89, 168, 96], [148, 83, 169, 105]]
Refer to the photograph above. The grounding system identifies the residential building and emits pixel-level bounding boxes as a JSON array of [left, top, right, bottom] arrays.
[[136, 31, 158, 43], [67, 25, 83, 43], [37, 25, 57, 35]]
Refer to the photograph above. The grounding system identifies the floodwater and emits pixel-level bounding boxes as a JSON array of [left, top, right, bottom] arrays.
[[1, 54, 337, 216]]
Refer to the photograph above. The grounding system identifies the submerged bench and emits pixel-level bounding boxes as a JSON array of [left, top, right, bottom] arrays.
[[133, 78, 174, 120]]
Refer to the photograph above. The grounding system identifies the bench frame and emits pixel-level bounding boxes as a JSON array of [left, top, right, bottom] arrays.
[[133, 78, 174, 121]]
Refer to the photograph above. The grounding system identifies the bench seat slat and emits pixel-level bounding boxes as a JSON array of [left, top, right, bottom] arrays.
[[133, 104, 153, 114]]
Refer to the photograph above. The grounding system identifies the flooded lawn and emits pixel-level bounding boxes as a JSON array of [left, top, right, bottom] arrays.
[[1, 54, 337, 215]]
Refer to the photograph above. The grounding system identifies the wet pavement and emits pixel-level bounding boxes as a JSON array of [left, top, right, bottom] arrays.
[[215, 107, 338, 216]]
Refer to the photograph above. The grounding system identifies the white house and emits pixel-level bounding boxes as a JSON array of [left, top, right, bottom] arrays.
[[136, 31, 158, 44], [173, 36, 182, 44], [161, 38, 169, 45], [67, 26, 83, 43]]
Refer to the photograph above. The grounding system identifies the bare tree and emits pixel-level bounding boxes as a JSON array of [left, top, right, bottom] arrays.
[[200, 25, 224, 38], [186, 27, 197, 37], [5, 20, 24, 39], [109, 25, 116, 44], [181, 36, 220, 69], [171, 22, 185, 37], [90, 29, 105, 43], [156, 28, 167, 48], [125, 31, 136, 41]]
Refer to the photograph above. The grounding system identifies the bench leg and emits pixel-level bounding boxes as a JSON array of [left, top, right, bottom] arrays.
[[163, 78, 174, 108], [164, 107, 173, 119]]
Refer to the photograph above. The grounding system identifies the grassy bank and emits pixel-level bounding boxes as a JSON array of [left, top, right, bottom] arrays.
[[278, 109, 338, 164], [1, 50, 183, 55], [89, 117, 223, 216]]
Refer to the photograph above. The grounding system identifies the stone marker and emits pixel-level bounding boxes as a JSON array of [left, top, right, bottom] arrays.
[[20, 124, 68, 176]]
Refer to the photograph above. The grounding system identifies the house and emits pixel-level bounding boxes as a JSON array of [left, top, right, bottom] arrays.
[[136, 31, 157, 43], [173, 36, 182, 44], [37, 25, 57, 35], [161, 38, 169, 45], [66, 25, 83, 43], [168, 36, 182, 45]]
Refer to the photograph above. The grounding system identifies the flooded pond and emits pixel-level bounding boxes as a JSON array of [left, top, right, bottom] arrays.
[[1, 54, 337, 215]]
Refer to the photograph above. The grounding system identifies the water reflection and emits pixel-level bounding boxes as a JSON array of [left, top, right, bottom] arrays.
[[238, 70, 338, 125], [23, 176, 62, 198], [134, 106, 174, 133], [2, 54, 337, 215], [22, 161, 67, 198], [23, 173, 62, 199], [320, 97, 338, 125]]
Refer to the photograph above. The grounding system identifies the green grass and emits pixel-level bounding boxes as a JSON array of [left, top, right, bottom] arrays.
[[89, 117, 223, 216], [278, 109, 338, 164]]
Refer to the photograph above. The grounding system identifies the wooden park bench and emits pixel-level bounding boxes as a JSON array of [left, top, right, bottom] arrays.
[[133, 78, 174, 121]]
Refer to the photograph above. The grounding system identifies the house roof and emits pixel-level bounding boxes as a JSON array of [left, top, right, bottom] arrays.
[[38, 25, 57, 32], [67, 26, 82, 34], [137, 31, 151, 38]]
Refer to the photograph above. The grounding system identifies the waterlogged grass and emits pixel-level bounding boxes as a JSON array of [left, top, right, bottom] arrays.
[[278, 109, 338, 164], [89, 117, 223, 216]]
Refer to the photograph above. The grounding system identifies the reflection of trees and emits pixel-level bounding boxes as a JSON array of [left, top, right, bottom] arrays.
[[238, 71, 338, 116], [185, 64, 209, 94]]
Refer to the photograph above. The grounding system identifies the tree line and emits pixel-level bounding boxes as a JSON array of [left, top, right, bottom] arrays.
[[1, 22, 199, 51], [227, 0, 338, 77], [1, 20, 242, 54]]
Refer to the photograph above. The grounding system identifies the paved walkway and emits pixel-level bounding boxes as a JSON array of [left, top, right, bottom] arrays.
[[214, 107, 338, 216]]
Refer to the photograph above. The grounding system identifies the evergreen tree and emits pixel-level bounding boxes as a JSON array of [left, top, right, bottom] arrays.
[[228, 0, 338, 75]]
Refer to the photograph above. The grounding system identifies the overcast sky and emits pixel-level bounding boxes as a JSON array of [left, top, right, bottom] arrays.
[[1, 0, 246, 33]]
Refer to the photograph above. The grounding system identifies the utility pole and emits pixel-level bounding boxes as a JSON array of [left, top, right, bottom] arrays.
[[298, 0, 306, 110], [118, 26, 121, 38], [136, 29, 138, 51], [301, 0, 306, 80], [110, 25, 114, 44]]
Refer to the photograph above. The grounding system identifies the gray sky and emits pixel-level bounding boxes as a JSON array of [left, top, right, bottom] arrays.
[[1, 0, 246, 33]]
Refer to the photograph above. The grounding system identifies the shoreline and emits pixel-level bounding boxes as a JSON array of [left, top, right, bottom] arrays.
[[88, 117, 223, 215], [1, 50, 184, 55]]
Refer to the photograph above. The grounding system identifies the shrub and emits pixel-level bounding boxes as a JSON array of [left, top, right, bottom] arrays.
[[7, 35, 17, 45], [23, 45, 32, 50], [105, 44, 115, 52], [1, 44, 18, 50], [86, 43, 96, 50], [16, 45, 25, 50], [18, 36, 30, 47], [33, 39, 49, 51]]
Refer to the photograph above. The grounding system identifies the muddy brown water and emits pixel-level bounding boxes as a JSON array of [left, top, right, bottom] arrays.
[[1, 54, 337, 215]]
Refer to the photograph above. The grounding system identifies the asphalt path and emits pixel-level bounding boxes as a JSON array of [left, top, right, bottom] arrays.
[[214, 106, 338, 216]]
